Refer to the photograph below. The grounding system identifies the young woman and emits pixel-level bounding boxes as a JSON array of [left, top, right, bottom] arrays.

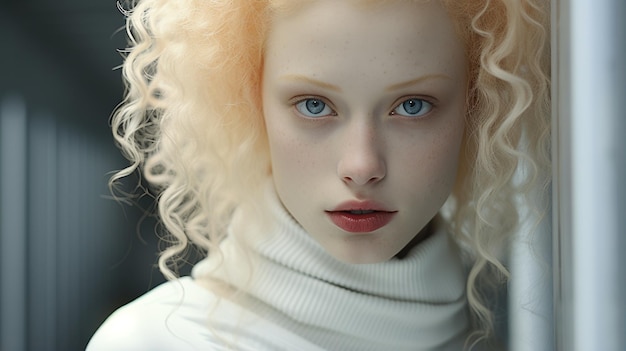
[[88, 0, 550, 350]]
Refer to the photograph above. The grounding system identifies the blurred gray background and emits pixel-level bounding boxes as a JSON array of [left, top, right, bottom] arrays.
[[0, 2, 170, 350]]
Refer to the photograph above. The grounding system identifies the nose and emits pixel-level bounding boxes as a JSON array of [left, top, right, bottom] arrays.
[[337, 123, 386, 186]]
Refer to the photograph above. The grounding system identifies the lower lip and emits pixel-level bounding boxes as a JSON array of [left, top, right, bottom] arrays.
[[326, 211, 396, 233]]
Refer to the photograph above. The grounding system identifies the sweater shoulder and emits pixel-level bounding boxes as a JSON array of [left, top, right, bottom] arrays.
[[86, 277, 325, 351], [86, 277, 225, 351]]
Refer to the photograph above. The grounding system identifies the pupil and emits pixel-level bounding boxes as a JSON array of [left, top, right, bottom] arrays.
[[403, 99, 422, 114], [306, 99, 325, 114]]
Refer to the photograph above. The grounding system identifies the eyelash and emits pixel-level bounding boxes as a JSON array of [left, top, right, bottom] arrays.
[[389, 97, 435, 119], [289, 96, 436, 119], [291, 96, 337, 118]]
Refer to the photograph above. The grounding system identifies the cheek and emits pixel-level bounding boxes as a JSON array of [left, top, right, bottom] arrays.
[[266, 124, 296, 173], [436, 123, 465, 172], [399, 122, 465, 196], [264, 117, 317, 186], [434, 125, 465, 192]]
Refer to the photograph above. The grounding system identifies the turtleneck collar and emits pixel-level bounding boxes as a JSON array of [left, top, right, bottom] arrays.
[[193, 186, 469, 350]]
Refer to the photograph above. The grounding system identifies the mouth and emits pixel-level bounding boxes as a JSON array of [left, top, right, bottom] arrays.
[[345, 210, 376, 215], [326, 201, 397, 233]]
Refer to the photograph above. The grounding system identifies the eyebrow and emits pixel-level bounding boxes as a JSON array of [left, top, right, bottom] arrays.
[[279, 73, 450, 93], [280, 75, 342, 92], [384, 74, 451, 92]]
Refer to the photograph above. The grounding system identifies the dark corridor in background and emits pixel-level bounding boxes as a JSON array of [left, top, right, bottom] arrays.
[[0, 2, 174, 350]]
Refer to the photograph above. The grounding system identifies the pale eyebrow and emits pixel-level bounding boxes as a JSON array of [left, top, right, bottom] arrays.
[[280, 74, 342, 92], [384, 74, 451, 92], [280, 73, 450, 93]]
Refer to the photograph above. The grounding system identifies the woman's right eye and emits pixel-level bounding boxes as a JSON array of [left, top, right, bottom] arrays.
[[294, 98, 335, 118]]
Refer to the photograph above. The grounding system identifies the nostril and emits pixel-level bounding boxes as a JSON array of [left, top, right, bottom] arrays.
[[341, 172, 384, 186], [337, 137, 387, 186]]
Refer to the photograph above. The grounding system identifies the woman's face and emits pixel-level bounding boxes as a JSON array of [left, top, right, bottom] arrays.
[[262, 0, 467, 263]]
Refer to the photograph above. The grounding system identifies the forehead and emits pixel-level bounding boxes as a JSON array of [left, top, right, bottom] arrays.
[[264, 0, 466, 84]]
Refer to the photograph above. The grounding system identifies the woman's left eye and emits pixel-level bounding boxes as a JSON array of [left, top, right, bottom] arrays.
[[294, 98, 335, 118], [391, 98, 433, 118]]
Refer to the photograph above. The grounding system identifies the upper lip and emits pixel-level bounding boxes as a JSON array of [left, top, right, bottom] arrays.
[[327, 200, 396, 213]]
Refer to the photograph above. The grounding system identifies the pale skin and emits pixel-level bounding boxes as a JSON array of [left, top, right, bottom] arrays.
[[262, 0, 468, 264]]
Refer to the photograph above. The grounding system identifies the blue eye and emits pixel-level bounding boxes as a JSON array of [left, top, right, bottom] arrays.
[[295, 98, 334, 117], [392, 98, 432, 117]]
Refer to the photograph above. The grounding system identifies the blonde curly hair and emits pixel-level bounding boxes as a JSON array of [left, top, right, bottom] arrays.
[[111, 0, 550, 347]]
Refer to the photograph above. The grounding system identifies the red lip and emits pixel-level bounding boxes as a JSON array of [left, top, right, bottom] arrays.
[[326, 200, 397, 233]]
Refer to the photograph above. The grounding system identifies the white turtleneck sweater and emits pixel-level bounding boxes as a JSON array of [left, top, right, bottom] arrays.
[[87, 192, 469, 351]]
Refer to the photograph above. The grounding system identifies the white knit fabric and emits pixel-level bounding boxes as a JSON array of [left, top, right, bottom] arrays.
[[192, 188, 469, 350]]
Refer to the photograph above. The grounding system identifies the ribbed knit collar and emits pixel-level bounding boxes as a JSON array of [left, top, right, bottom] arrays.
[[193, 187, 469, 350]]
